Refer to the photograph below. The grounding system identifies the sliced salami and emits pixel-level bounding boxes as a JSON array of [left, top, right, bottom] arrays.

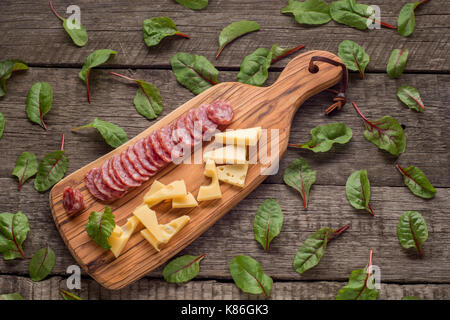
[[184, 109, 202, 145], [133, 139, 157, 173], [173, 116, 193, 146], [101, 159, 127, 192], [85, 168, 109, 202], [120, 149, 148, 182], [112, 154, 140, 187], [93, 168, 125, 200], [108, 157, 128, 190], [127, 145, 154, 177], [144, 135, 166, 168], [150, 131, 172, 163], [194, 105, 218, 134], [158, 125, 183, 159], [63, 187, 85, 214], [207, 101, 234, 125]]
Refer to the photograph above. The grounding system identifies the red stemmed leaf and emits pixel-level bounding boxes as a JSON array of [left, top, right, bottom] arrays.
[[253, 199, 284, 251], [0, 211, 30, 260], [283, 158, 316, 208]]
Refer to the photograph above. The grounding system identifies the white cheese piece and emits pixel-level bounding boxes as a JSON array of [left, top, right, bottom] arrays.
[[214, 127, 262, 146], [144, 180, 187, 206], [108, 216, 141, 258], [172, 192, 198, 208], [203, 144, 247, 164], [216, 164, 249, 188], [197, 159, 222, 201], [141, 215, 190, 252]]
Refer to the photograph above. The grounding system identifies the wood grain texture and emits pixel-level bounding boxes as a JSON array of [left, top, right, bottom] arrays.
[[0, 0, 448, 71]]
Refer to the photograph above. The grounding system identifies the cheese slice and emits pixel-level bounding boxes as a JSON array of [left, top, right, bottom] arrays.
[[144, 180, 187, 206], [141, 215, 190, 252], [160, 215, 190, 237], [133, 205, 168, 241], [197, 159, 222, 201], [203, 144, 247, 164], [108, 216, 141, 258], [172, 192, 198, 208], [142, 180, 166, 207], [217, 164, 249, 188], [215, 127, 262, 146]]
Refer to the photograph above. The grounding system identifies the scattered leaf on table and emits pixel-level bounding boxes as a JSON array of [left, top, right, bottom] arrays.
[[253, 199, 284, 251], [29, 244, 56, 282], [402, 296, 422, 300], [0, 293, 24, 300], [0, 211, 30, 260], [237, 48, 272, 86], [281, 0, 331, 25], [175, 0, 208, 10], [283, 158, 316, 208], [387, 49, 408, 79], [216, 20, 260, 58], [338, 40, 370, 79], [12, 152, 38, 191], [163, 254, 206, 283], [72, 118, 128, 149], [26, 82, 53, 130], [397, 2, 421, 37], [50, 0, 88, 47], [330, 0, 375, 30], [142, 17, 190, 48], [0, 112, 4, 139], [397, 211, 428, 256], [345, 169, 374, 216], [34, 150, 68, 192], [60, 289, 82, 300], [0, 60, 28, 97], [85, 206, 116, 250], [397, 85, 424, 112], [396, 164, 436, 199], [269, 43, 306, 64]]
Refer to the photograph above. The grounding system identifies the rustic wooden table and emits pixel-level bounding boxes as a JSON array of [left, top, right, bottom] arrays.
[[0, 0, 449, 300]]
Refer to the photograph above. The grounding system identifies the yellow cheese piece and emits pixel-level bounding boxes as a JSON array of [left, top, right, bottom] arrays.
[[203, 144, 247, 164], [133, 205, 168, 241], [197, 160, 222, 201], [142, 180, 166, 207], [108, 216, 141, 258], [172, 192, 198, 208], [141, 215, 190, 252], [141, 229, 163, 252], [144, 180, 187, 206], [215, 127, 262, 146], [217, 164, 249, 188]]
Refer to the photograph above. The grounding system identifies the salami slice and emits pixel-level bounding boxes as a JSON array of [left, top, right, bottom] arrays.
[[150, 131, 172, 163], [133, 139, 157, 173], [101, 159, 127, 192], [112, 154, 140, 187], [120, 149, 148, 182], [194, 105, 218, 134], [85, 168, 109, 202], [173, 116, 193, 146], [184, 109, 202, 145], [63, 187, 85, 214], [207, 101, 233, 125], [108, 157, 128, 190], [144, 135, 166, 168], [127, 145, 154, 177], [158, 125, 183, 159], [94, 168, 126, 200]]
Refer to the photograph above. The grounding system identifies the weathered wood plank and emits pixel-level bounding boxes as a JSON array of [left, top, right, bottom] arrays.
[[1, 275, 449, 300], [0, 68, 448, 186], [1, 184, 449, 284], [0, 0, 448, 71]]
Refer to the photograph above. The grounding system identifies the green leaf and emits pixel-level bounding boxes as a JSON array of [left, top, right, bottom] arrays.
[[175, 0, 208, 10], [387, 49, 408, 79], [396, 165, 436, 199], [171, 52, 219, 95], [291, 122, 353, 152], [269, 44, 306, 64], [25, 82, 53, 130], [142, 17, 189, 48], [293, 228, 329, 274], [0, 60, 28, 97], [34, 150, 68, 192], [397, 211, 428, 256], [162, 254, 205, 283], [337, 40, 370, 79], [283, 158, 316, 208], [0, 112, 4, 139], [237, 48, 272, 86], [336, 268, 379, 300], [79, 49, 117, 103], [229, 255, 273, 298], [72, 118, 128, 149], [402, 296, 422, 300], [85, 206, 115, 249], [398, 2, 420, 37], [60, 289, 82, 300], [50, 0, 88, 46], [345, 169, 373, 216], [281, 0, 331, 25], [397, 85, 424, 112], [0, 211, 29, 260], [12, 152, 38, 191], [217, 20, 260, 58], [253, 199, 283, 251], [0, 293, 24, 300], [134, 80, 163, 119], [29, 245, 56, 282], [330, 0, 375, 31]]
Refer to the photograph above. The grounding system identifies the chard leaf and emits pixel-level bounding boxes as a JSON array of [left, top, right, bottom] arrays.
[[72, 118, 128, 149], [60, 289, 82, 300], [345, 169, 373, 216], [330, 0, 375, 30], [229, 255, 273, 298], [12, 152, 38, 191], [163, 254, 205, 283], [50, 1, 88, 47], [34, 150, 68, 192], [397, 211, 428, 256], [134, 80, 163, 119], [402, 296, 422, 300], [290, 122, 352, 152], [281, 0, 331, 25], [79, 49, 117, 103], [142, 17, 189, 48], [0, 60, 28, 97], [171, 52, 219, 95], [398, 2, 420, 37], [270, 44, 305, 64], [217, 20, 260, 58], [175, 0, 208, 10], [29, 244, 56, 282], [293, 226, 348, 274], [0, 112, 4, 139], [0, 293, 24, 300], [253, 199, 284, 251], [396, 164, 436, 199], [85, 206, 115, 250], [387, 49, 409, 79], [0, 211, 29, 260], [237, 48, 272, 86], [336, 268, 379, 300], [283, 158, 316, 208], [397, 85, 424, 112], [338, 40, 370, 79], [25, 82, 53, 130]]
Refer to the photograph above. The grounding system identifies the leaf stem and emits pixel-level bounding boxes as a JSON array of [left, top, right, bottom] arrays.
[[49, 0, 64, 21], [60, 289, 81, 300], [17, 160, 29, 191], [367, 204, 375, 216], [328, 225, 350, 243], [86, 69, 91, 103], [352, 102, 377, 130], [287, 143, 305, 148], [270, 44, 305, 64], [174, 31, 190, 39], [11, 219, 26, 258], [417, 0, 429, 8], [109, 71, 137, 82], [71, 124, 92, 132], [60, 132, 65, 151], [377, 20, 396, 29]]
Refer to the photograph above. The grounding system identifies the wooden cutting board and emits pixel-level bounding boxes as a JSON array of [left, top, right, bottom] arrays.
[[49, 50, 344, 290]]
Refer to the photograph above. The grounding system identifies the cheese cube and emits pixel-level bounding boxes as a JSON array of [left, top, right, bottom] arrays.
[[108, 216, 141, 258], [215, 127, 262, 146], [203, 144, 247, 164], [217, 164, 249, 188], [144, 180, 187, 206], [197, 160, 222, 201], [172, 192, 198, 208]]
